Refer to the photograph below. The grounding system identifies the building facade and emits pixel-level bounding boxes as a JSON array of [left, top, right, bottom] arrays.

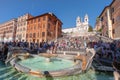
[[111, 0, 120, 39], [95, 0, 120, 39], [62, 14, 89, 36], [0, 19, 17, 42], [26, 12, 62, 43], [96, 6, 112, 38], [16, 13, 33, 41]]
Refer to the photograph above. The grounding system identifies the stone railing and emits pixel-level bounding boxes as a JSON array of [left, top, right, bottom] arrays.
[[56, 50, 85, 55]]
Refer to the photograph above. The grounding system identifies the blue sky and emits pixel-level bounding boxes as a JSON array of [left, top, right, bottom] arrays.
[[0, 0, 112, 29]]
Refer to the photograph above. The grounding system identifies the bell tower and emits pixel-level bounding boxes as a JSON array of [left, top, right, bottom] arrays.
[[84, 14, 89, 23], [84, 14, 89, 31], [76, 16, 81, 27]]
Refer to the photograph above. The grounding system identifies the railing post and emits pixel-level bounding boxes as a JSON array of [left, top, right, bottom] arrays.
[[63, 52, 66, 55], [77, 52, 80, 56]]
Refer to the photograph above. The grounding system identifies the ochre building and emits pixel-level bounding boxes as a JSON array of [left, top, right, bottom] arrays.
[[26, 12, 62, 43]]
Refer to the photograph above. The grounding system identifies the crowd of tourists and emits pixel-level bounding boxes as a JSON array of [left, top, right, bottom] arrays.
[[0, 36, 90, 61], [92, 40, 120, 62], [55, 36, 88, 51], [0, 35, 120, 63], [0, 40, 56, 61]]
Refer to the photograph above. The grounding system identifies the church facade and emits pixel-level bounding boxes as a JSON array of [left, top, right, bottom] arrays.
[[62, 14, 89, 36]]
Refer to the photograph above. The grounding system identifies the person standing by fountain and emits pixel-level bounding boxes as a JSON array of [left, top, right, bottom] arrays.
[[84, 40, 87, 50], [50, 41, 55, 54], [2, 43, 8, 61], [44, 71, 53, 80], [53, 42, 58, 54]]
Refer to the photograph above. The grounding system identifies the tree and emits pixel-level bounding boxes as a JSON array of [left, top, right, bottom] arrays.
[[88, 25, 93, 32], [98, 25, 104, 32], [98, 28, 102, 32], [96, 17, 100, 22]]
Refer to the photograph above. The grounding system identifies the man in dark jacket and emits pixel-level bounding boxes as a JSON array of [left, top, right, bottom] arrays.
[[2, 43, 8, 61]]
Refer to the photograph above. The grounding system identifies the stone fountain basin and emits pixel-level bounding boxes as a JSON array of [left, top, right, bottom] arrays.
[[9, 53, 82, 77]]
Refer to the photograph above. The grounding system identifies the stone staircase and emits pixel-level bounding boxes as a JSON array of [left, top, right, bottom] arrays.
[[0, 61, 28, 80]]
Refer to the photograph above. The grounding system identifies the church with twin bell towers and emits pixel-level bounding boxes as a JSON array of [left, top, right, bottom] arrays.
[[62, 14, 89, 37]]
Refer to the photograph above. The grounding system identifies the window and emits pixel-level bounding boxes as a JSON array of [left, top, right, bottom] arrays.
[[30, 33, 32, 38], [43, 24, 45, 28], [38, 32, 39, 37], [21, 23, 22, 26], [42, 32, 45, 37], [38, 24, 42, 29], [38, 25, 40, 29], [105, 12, 107, 16], [48, 17, 51, 21], [48, 23, 50, 29], [101, 17, 103, 21], [34, 19, 36, 23], [26, 34, 28, 38], [112, 29, 115, 34], [33, 33, 36, 38], [116, 16, 120, 22], [28, 21, 29, 24], [9, 30, 12, 33], [111, 7, 114, 13], [47, 31, 51, 37], [112, 18, 114, 24], [31, 20, 33, 24], [38, 18, 40, 22], [54, 21, 56, 25], [19, 34, 22, 39], [43, 16, 46, 21], [37, 39, 39, 43]]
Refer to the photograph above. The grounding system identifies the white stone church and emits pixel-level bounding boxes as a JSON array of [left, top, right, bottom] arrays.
[[62, 14, 89, 36]]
